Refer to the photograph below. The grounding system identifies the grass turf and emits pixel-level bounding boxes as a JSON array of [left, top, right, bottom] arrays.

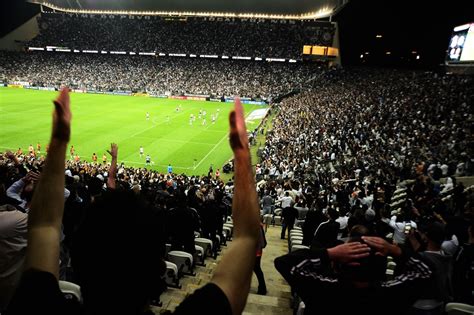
[[0, 87, 266, 175]]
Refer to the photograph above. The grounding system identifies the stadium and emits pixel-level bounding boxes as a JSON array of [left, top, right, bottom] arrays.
[[0, 0, 473, 314]]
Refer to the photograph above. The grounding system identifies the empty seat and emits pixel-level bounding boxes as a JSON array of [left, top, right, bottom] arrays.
[[164, 261, 181, 288], [165, 243, 171, 257], [445, 303, 474, 315], [59, 280, 82, 303], [168, 251, 195, 276], [223, 226, 232, 240], [195, 238, 213, 259], [273, 216, 282, 226], [194, 245, 205, 266]]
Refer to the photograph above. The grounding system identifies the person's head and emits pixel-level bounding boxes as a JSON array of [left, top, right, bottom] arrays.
[[327, 208, 339, 221], [337, 225, 387, 284], [71, 190, 164, 314], [419, 221, 445, 250]]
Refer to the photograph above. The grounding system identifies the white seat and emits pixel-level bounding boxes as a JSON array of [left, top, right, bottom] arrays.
[[445, 303, 474, 315], [194, 245, 205, 266], [165, 243, 171, 256], [195, 238, 213, 258], [223, 226, 232, 240], [273, 216, 282, 225], [296, 301, 305, 315], [164, 261, 181, 288], [263, 214, 273, 225], [59, 280, 82, 302], [168, 251, 194, 276]]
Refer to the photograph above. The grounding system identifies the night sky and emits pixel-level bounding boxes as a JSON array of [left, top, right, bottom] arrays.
[[336, 0, 473, 67]]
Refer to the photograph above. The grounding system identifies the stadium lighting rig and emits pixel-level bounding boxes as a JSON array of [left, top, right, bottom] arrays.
[[37, 1, 333, 20]]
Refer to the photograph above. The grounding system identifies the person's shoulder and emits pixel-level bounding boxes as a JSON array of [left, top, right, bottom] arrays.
[[170, 282, 231, 315], [7, 269, 75, 315]]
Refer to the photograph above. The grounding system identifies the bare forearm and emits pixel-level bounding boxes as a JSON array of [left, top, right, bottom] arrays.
[[107, 158, 117, 189], [28, 139, 67, 227], [232, 154, 260, 239], [26, 139, 67, 277]]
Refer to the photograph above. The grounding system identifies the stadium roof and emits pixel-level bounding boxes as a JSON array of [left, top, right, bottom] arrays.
[[30, 0, 345, 19]]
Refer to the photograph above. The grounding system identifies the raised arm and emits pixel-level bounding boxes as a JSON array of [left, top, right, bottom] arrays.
[[211, 98, 261, 314], [25, 87, 71, 279], [107, 143, 118, 189]]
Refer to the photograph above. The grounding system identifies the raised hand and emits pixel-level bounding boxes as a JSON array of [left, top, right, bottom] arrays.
[[23, 171, 40, 183], [107, 143, 118, 160], [52, 87, 72, 142], [229, 98, 249, 159], [327, 242, 371, 264]]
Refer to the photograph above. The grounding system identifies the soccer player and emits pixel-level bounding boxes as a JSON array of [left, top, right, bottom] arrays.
[[92, 153, 98, 163], [212, 114, 216, 124], [167, 163, 173, 174], [145, 154, 151, 166], [139, 146, 144, 158], [215, 168, 220, 179], [189, 114, 194, 125], [74, 154, 80, 162], [36, 142, 41, 153], [16, 147, 22, 156], [203, 110, 207, 117], [146, 112, 150, 121], [102, 153, 107, 164], [202, 117, 207, 125], [70, 145, 75, 158], [28, 144, 34, 155]]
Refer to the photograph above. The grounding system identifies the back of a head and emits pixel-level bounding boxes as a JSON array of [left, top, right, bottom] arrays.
[[338, 225, 387, 283], [420, 221, 446, 247], [71, 189, 164, 314]]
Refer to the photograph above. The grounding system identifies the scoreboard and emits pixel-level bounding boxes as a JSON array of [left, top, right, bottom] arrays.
[[446, 23, 474, 63]]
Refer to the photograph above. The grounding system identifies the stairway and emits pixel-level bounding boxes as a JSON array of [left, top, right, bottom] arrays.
[[153, 225, 293, 314]]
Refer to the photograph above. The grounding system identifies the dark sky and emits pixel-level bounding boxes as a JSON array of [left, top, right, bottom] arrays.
[[335, 0, 474, 67]]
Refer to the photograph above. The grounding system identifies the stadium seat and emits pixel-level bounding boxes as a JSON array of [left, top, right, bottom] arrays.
[[59, 280, 82, 303], [412, 299, 444, 315], [194, 245, 206, 267], [168, 251, 195, 276], [195, 238, 213, 259], [164, 261, 181, 288], [445, 303, 474, 315], [223, 226, 232, 240]]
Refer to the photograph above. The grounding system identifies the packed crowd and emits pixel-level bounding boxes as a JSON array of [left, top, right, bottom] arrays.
[[29, 13, 335, 59], [0, 51, 319, 99], [1, 65, 474, 314], [0, 90, 264, 314], [254, 68, 474, 313]]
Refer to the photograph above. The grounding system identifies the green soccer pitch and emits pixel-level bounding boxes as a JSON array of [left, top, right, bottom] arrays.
[[0, 88, 266, 175]]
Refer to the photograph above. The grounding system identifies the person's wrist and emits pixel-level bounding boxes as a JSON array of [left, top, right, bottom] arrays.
[[389, 243, 402, 257]]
